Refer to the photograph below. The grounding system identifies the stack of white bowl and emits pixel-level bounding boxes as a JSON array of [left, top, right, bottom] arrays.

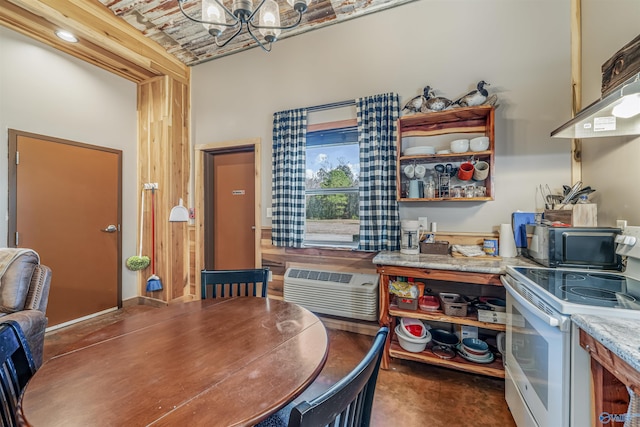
[[395, 318, 431, 353]]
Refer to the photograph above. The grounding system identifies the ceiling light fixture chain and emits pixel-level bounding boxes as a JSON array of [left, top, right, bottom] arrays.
[[177, 0, 310, 52]]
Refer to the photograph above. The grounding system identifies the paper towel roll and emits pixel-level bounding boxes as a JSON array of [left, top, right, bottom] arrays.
[[499, 223, 517, 258]]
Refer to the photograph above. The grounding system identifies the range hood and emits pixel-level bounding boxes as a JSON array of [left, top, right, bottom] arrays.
[[551, 72, 640, 139]]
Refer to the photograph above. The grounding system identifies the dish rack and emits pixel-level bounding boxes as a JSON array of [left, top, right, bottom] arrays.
[[439, 293, 469, 317]]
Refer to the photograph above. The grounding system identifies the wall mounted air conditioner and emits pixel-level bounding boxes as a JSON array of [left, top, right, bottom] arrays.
[[283, 268, 379, 321]]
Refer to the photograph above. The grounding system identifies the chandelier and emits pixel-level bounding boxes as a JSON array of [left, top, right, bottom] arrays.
[[177, 0, 311, 52]]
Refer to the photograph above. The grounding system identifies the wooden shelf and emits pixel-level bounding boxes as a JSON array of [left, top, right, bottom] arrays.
[[378, 264, 506, 374], [378, 265, 503, 285], [397, 105, 495, 202], [389, 305, 506, 331], [399, 150, 491, 161], [389, 340, 505, 378], [399, 196, 492, 202], [398, 106, 494, 137]]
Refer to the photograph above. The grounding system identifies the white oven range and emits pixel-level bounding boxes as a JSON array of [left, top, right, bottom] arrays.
[[502, 225, 640, 427]]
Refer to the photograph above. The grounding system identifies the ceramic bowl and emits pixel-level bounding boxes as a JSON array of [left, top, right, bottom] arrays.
[[469, 136, 490, 151], [461, 338, 489, 355], [450, 139, 469, 153], [456, 344, 494, 363]]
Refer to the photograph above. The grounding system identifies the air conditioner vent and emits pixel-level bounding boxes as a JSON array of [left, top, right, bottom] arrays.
[[288, 269, 353, 283], [284, 268, 378, 321]]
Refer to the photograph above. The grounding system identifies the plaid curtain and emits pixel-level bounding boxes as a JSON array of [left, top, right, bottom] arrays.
[[356, 93, 400, 251], [271, 108, 307, 247]]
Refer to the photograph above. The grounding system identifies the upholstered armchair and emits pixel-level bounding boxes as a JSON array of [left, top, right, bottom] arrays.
[[0, 249, 51, 368]]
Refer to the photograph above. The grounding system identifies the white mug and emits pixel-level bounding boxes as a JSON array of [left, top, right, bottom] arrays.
[[414, 165, 426, 179], [473, 161, 489, 181], [404, 164, 415, 179]]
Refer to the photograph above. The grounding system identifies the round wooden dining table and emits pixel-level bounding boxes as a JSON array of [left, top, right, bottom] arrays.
[[19, 297, 329, 427]]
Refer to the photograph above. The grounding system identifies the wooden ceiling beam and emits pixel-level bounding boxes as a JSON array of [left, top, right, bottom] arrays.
[[0, 0, 189, 83]]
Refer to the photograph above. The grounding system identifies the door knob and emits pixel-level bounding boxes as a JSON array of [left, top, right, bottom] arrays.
[[101, 225, 118, 233]]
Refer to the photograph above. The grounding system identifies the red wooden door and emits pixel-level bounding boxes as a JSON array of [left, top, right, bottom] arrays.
[[10, 130, 121, 327], [212, 151, 255, 269]]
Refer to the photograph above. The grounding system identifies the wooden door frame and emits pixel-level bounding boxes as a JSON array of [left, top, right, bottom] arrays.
[[7, 129, 123, 305], [194, 138, 262, 299]]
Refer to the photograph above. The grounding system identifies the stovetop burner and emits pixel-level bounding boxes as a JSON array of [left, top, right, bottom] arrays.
[[563, 273, 586, 282], [527, 269, 550, 280], [512, 266, 640, 310], [558, 285, 619, 306]]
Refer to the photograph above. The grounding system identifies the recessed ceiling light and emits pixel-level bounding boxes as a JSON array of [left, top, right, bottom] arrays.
[[55, 30, 78, 43]]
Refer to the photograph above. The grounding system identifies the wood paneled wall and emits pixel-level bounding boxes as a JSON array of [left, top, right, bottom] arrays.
[[138, 75, 190, 302]]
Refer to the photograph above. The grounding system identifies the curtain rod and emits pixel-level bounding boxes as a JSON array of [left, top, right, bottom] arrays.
[[307, 99, 355, 112]]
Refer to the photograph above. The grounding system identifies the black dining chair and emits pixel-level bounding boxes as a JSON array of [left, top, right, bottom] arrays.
[[0, 320, 37, 427], [201, 268, 270, 298], [256, 327, 389, 427]]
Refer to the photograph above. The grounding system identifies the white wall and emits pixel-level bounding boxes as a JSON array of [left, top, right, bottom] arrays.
[[580, 0, 640, 227], [0, 28, 139, 299], [192, 0, 573, 234]]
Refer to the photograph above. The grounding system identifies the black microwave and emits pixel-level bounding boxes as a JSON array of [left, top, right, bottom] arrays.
[[525, 225, 623, 270]]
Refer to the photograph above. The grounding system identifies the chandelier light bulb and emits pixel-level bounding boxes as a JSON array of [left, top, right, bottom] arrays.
[[178, 0, 310, 52], [259, 0, 281, 42], [202, 0, 226, 36], [263, 12, 276, 26]]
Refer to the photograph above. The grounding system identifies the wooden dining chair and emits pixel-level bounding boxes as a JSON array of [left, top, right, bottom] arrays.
[[201, 268, 270, 298], [0, 320, 37, 427], [256, 327, 389, 427]]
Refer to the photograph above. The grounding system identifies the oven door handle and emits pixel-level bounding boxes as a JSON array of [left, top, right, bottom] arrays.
[[501, 275, 561, 328]]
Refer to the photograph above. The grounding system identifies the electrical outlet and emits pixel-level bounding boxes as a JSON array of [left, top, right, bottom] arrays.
[[189, 208, 195, 219], [617, 220, 628, 230]]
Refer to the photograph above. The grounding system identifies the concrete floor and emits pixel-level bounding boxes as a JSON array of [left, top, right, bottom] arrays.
[[43, 304, 516, 427]]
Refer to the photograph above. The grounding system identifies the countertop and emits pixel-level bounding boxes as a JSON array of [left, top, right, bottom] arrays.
[[572, 314, 640, 372], [373, 251, 539, 275]]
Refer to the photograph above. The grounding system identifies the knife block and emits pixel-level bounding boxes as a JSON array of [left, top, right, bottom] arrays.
[[544, 203, 597, 227]]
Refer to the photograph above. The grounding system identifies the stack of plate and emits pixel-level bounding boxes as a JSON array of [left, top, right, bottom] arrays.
[[456, 338, 494, 364], [404, 146, 435, 156]]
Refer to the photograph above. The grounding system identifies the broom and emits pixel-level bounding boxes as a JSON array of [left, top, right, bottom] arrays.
[[146, 186, 163, 292]]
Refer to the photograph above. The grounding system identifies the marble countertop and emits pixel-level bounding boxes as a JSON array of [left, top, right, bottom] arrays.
[[372, 251, 539, 275], [572, 314, 640, 372]]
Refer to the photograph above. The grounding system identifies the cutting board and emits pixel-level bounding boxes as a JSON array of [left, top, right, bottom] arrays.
[[451, 251, 502, 261]]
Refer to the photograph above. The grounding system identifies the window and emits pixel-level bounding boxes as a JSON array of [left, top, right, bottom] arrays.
[[304, 126, 359, 247], [272, 94, 399, 251]]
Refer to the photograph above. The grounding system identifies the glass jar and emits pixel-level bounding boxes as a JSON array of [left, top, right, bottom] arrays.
[[425, 179, 435, 198]]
